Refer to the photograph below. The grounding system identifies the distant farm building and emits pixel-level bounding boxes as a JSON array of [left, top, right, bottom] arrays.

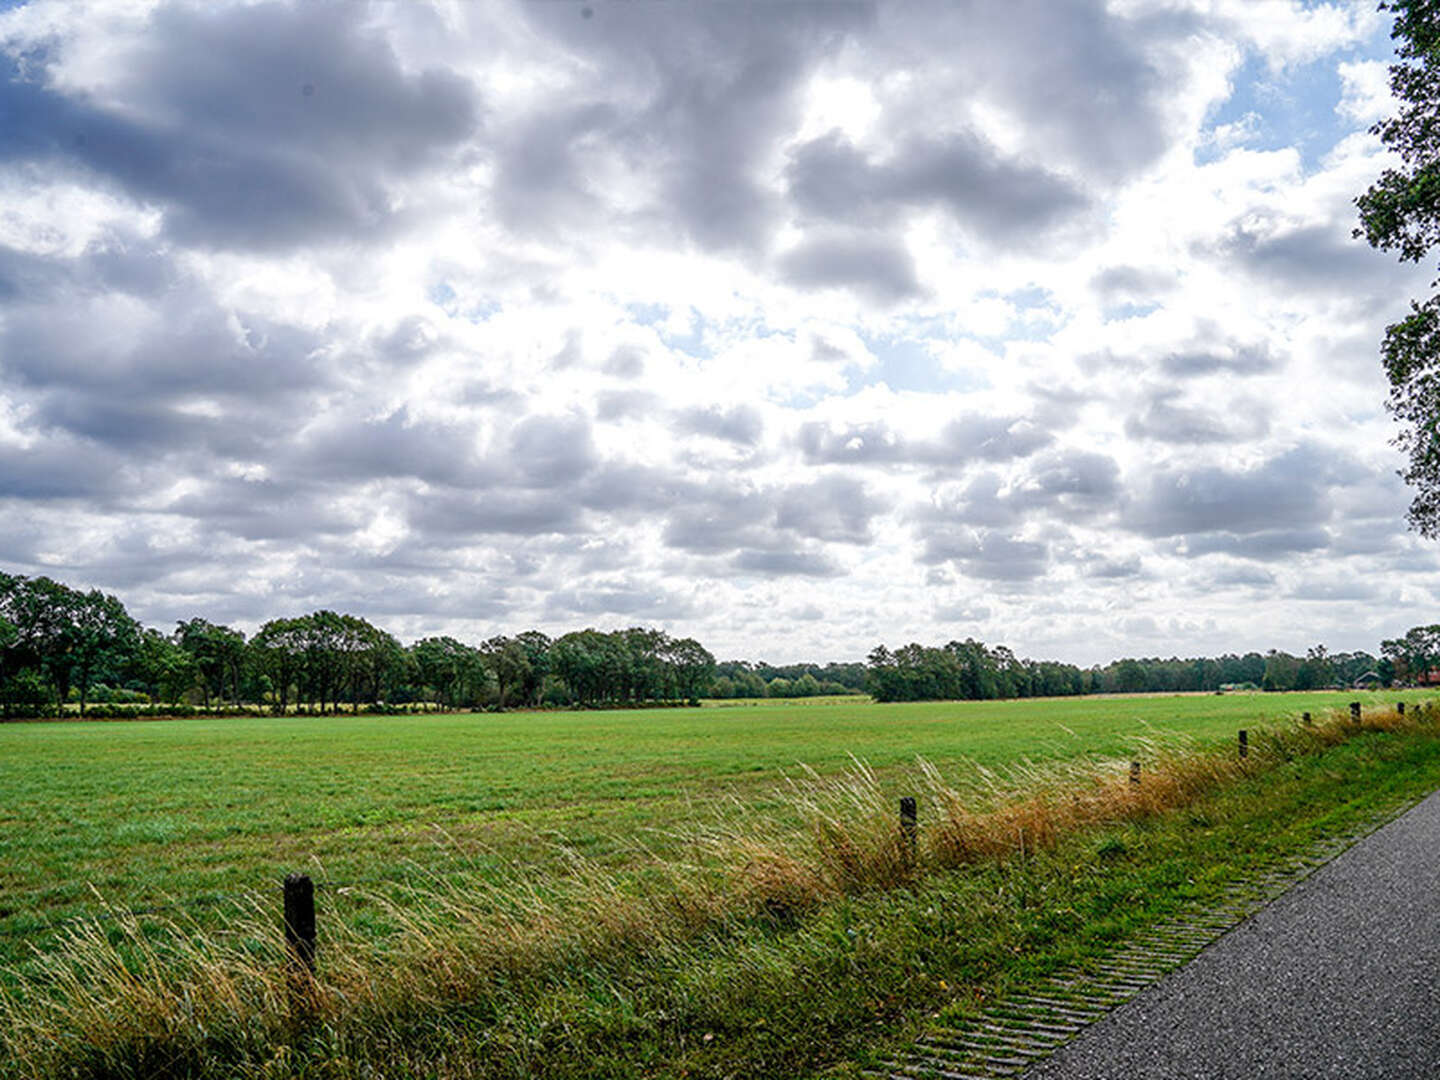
[[1353, 671, 1382, 688]]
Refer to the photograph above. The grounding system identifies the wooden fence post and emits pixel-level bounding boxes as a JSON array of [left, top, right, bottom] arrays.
[[899, 797, 917, 861], [1238, 730, 1248, 759], [1350, 701, 1361, 724], [1129, 761, 1141, 786], [1302, 711, 1311, 726], [284, 873, 316, 975], [1398, 701, 1406, 716]]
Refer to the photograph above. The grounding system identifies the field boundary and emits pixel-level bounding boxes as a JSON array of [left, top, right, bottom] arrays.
[[868, 787, 1430, 1080]]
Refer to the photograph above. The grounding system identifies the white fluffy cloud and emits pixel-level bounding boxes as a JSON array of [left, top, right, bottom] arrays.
[[0, 0, 1433, 664]]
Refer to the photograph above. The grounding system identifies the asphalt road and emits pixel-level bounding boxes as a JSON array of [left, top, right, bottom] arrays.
[[1022, 788, 1440, 1080]]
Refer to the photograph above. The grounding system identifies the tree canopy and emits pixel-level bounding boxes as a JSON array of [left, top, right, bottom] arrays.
[[1356, 0, 1440, 534]]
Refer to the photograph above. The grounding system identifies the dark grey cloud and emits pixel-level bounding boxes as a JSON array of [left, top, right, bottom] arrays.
[[167, 478, 358, 541], [662, 486, 774, 554], [490, 101, 622, 236], [1087, 555, 1142, 579], [1090, 264, 1175, 306], [0, 4, 478, 251], [596, 390, 662, 422], [1210, 565, 1278, 588], [914, 450, 1121, 532], [902, 0, 1177, 182], [577, 463, 689, 514], [1290, 581, 1383, 603], [775, 475, 888, 544], [1159, 341, 1279, 377], [786, 129, 1089, 244], [508, 414, 597, 488], [653, 473, 884, 575], [920, 529, 1051, 582], [673, 404, 765, 446], [1124, 445, 1349, 540], [507, 0, 868, 253], [776, 230, 921, 302], [294, 408, 490, 487], [3, 292, 316, 403], [603, 346, 646, 379], [0, 439, 126, 500], [17, 525, 224, 591], [408, 489, 583, 537], [732, 547, 842, 578], [1213, 219, 1415, 300], [1125, 389, 1269, 444], [1182, 528, 1331, 559], [544, 577, 696, 619], [798, 414, 1053, 467], [1016, 450, 1121, 520]]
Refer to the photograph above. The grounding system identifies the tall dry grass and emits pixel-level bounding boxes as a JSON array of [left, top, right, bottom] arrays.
[[0, 699, 1430, 1078]]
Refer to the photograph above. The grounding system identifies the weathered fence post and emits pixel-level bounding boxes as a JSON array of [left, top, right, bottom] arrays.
[[1350, 701, 1361, 724], [1398, 701, 1406, 716], [899, 796, 917, 861], [284, 873, 316, 975], [1302, 711, 1311, 727], [1238, 730, 1248, 759], [1129, 761, 1141, 786]]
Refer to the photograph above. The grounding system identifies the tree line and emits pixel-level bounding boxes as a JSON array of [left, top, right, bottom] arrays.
[[1, 569, 1431, 719], [0, 572, 716, 718], [864, 639, 1401, 703]]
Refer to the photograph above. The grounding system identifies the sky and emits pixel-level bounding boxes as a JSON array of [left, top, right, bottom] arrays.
[[0, 0, 1433, 666]]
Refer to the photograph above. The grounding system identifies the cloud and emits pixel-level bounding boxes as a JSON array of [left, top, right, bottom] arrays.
[[408, 489, 583, 538], [1182, 527, 1331, 559], [914, 450, 1122, 531], [544, 577, 697, 619], [732, 547, 842, 578], [0, 4, 478, 251], [1212, 217, 1410, 298], [785, 128, 1089, 243], [776, 230, 921, 302], [508, 414, 597, 488], [1125, 388, 1270, 444], [673, 404, 765, 446], [1123, 445, 1344, 540], [920, 529, 1052, 582], [798, 414, 1053, 467], [775, 475, 888, 544], [0, 438, 127, 500], [0, 0, 1432, 662], [295, 408, 489, 487]]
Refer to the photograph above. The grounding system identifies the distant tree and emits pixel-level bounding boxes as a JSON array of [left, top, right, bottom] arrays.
[[69, 589, 139, 715], [1381, 623, 1440, 683], [1262, 651, 1301, 692], [666, 636, 716, 701], [251, 617, 307, 713], [1355, 1, 1440, 533], [482, 635, 530, 708], [175, 618, 246, 707], [1297, 644, 1335, 690], [1113, 659, 1147, 694], [514, 630, 552, 705], [132, 628, 193, 704]]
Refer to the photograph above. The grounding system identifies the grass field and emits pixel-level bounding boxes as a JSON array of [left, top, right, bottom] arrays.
[[2, 692, 1437, 1079], [0, 689, 1420, 953]]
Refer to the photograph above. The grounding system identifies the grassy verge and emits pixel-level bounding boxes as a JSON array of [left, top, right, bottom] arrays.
[[3, 704, 1439, 1079]]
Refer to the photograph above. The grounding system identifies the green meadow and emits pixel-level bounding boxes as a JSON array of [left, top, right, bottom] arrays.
[[3, 692, 1438, 1079], [0, 689, 1417, 954]]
